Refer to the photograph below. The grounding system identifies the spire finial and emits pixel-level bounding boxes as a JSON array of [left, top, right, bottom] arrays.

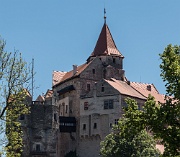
[[104, 8, 106, 23]]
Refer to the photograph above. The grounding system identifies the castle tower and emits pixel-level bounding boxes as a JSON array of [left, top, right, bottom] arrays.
[[87, 14, 124, 66]]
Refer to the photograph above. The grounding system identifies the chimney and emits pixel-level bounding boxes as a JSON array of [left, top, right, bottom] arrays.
[[147, 85, 151, 91], [127, 81, 130, 85], [73, 65, 78, 75]]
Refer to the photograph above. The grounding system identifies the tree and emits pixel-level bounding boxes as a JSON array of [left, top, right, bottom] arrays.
[[0, 37, 32, 156], [145, 44, 180, 156], [5, 90, 30, 157], [100, 98, 160, 157]]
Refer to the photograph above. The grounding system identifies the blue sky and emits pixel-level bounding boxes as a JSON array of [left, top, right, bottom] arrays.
[[0, 1, 180, 99]]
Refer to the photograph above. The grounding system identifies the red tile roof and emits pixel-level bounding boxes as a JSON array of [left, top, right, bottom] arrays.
[[52, 71, 67, 86], [45, 89, 53, 98], [90, 23, 123, 57], [130, 82, 165, 103], [105, 78, 146, 100], [52, 62, 91, 87]]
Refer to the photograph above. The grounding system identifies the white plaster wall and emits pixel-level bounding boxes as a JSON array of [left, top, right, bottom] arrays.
[[80, 95, 121, 116]]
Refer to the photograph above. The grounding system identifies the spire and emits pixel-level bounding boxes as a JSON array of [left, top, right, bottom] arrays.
[[89, 23, 123, 58], [104, 8, 106, 24]]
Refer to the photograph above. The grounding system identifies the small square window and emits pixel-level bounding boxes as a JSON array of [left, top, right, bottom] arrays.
[[93, 123, 97, 129], [92, 69, 95, 74], [104, 100, 114, 109], [83, 124, 86, 130], [115, 119, 119, 125]]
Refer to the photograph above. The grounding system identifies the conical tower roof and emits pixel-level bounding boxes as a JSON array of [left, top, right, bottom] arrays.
[[90, 23, 123, 58]]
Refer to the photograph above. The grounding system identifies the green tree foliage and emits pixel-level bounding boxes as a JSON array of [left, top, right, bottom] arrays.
[[5, 90, 30, 157], [145, 44, 180, 156], [100, 98, 160, 157], [144, 45, 180, 156], [160, 45, 180, 99], [0, 37, 31, 156]]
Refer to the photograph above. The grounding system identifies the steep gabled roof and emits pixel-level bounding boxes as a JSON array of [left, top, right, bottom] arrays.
[[52, 71, 67, 86], [130, 82, 165, 103], [44, 89, 53, 99], [52, 61, 92, 87], [105, 78, 146, 100], [90, 23, 123, 57]]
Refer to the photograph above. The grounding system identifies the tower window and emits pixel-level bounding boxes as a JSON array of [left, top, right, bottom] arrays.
[[87, 83, 90, 91], [93, 123, 97, 129], [113, 58, 116, 63], [101, 85, 104, 92], [92, 69, 95, 74], [83, 124, 86, 130]]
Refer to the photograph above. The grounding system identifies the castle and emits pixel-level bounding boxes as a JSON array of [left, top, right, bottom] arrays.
[[21, 16, 165, 157]]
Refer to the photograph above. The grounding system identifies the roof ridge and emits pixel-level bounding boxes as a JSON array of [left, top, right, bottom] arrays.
[[53, 60, 93, 87], [131, 81, 153, 85], [105, 78, 146, 100], [53, 70, 67, 73]]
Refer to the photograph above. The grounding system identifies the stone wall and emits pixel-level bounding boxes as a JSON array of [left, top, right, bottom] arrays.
[[77, 136, 101, 157], [22, 101, 58, 157], [57, 132, 76, 157]]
